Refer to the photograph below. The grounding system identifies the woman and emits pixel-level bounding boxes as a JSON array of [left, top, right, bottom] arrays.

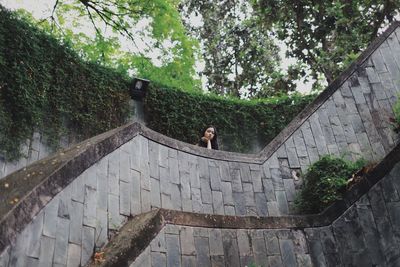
[[198, 125, 219, 150]]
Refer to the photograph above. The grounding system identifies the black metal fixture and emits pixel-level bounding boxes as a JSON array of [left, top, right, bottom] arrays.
[[130, 78, 150, 100]]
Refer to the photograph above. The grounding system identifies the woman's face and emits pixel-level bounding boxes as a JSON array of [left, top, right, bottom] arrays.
[[204, 127, 215, 140]]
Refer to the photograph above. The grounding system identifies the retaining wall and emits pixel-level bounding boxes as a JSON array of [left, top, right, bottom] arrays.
[[0, 22, 400, 267], [127, 161, 400, 267]]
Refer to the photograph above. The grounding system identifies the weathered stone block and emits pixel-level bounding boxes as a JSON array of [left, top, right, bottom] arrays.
[[276, 191, 289, 214], [232, 192, 246, 215], [66, 243, 81, 267], [95, 208, 108, 248], [254, 192, 268, 216], [237, 230, 251, 257], [141, 188, 152, 212], [166, 234, 181, 267], [191, 188, 202, 213], [169, 157, 180, 185], [222, 230, 240, 267], [180, 227, 196, 256], [262, 178, 276, 202], [194, 237, 211, 267], [209, 165, 222, 191], [221, 181, 234, 206], [53, 217, 69, 264], [212, 191, 224, 215], [231, 169, 243, 192], [151, 252, 166, 267], [108, 194, 125, 229], [83, 185, 97, 228], [38, 236, 56, 267], [280, 239, 297, 267], [130, 169, 142, 215], [150, 177, 161, 208], [209, 229, 224, 256], [120, 180, 131, 216], [69, 200, 83, 245], [169, 184, 182, 210], [151, 230, 166, 252], [200, 178, 212, 204]]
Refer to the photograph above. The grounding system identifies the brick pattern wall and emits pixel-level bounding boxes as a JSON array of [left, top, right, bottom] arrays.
[[129, 162, 400, 267], [261, 27, 400, 211], [0, 133, 51, 180], [0, 135, 267, 267], [131, 225, 312, 267], [1, 23, 400, 267], [2, 28, 399, 183], [306, 162, 400, 266]]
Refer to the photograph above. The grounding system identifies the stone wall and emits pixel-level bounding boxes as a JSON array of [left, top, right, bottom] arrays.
[[0, 132, 56, 180], [2, 26, 400, 183], [306, 161, 400, 266], [131, 225, 311, 267], [0, 131, 399, 266], [259, 25, 400, 212], [0, 22, 400, 267], [0, 100, 140, 181], [125, 161, 400, 267]]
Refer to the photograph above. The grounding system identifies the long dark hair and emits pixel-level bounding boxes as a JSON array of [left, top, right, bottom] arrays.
[[199, 125, 219, 150]]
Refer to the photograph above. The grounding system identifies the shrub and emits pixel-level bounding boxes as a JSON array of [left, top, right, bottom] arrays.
[[295, 155, 365, 214], [144, 85, 314, 153], [394, 96, 400, 125]]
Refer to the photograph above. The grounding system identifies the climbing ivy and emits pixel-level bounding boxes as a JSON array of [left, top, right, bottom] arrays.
[[0, 5, 315, 160], [144, 85, 314, 153], [0, 7, 130, 160]]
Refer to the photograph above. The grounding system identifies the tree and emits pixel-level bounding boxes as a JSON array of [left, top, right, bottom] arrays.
[[14, 0, 202, 91], [252, 0, 400, 85], [180, 0, 296, 98]]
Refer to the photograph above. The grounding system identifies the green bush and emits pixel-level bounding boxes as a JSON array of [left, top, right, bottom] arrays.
[[295, 155, 365, 214], [144, 85, 314, 153], [0, 6, 130, 160], [394, 95, 400, 125]]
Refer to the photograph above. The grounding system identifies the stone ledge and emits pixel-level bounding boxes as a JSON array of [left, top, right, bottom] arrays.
[[258, 21, 400, 161], [0, 122, 141, 252], [0, 118, 399, 255], [86, 143, 400, 266]]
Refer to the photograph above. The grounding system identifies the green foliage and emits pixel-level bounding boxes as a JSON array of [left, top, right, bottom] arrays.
[[0, 7, 130, 160], [180, 0, 294, 97], [394, 95, 400, 125], [144, 85, 314, 153], [15, 0, 202, 93], [253, 0, 400, 86], [295, 155, 366, 214]]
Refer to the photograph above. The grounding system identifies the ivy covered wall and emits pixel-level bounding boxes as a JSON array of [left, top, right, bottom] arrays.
[[0, 5, 313, 165], [144, 85, 314, 153], [0, 6, 131, 160]]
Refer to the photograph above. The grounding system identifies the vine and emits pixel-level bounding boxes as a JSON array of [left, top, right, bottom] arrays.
[[0, 7, 130, 160], [144, 85, 314, 153]]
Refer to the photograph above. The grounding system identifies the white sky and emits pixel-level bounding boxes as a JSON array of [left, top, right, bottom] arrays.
[[0, 0, 313, 93]]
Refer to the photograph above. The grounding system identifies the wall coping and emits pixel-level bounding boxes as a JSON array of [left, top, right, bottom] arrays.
[[0, 115, 399, 254]]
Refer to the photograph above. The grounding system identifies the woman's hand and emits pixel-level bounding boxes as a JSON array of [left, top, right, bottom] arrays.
[[201, 136, 209, 142]]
